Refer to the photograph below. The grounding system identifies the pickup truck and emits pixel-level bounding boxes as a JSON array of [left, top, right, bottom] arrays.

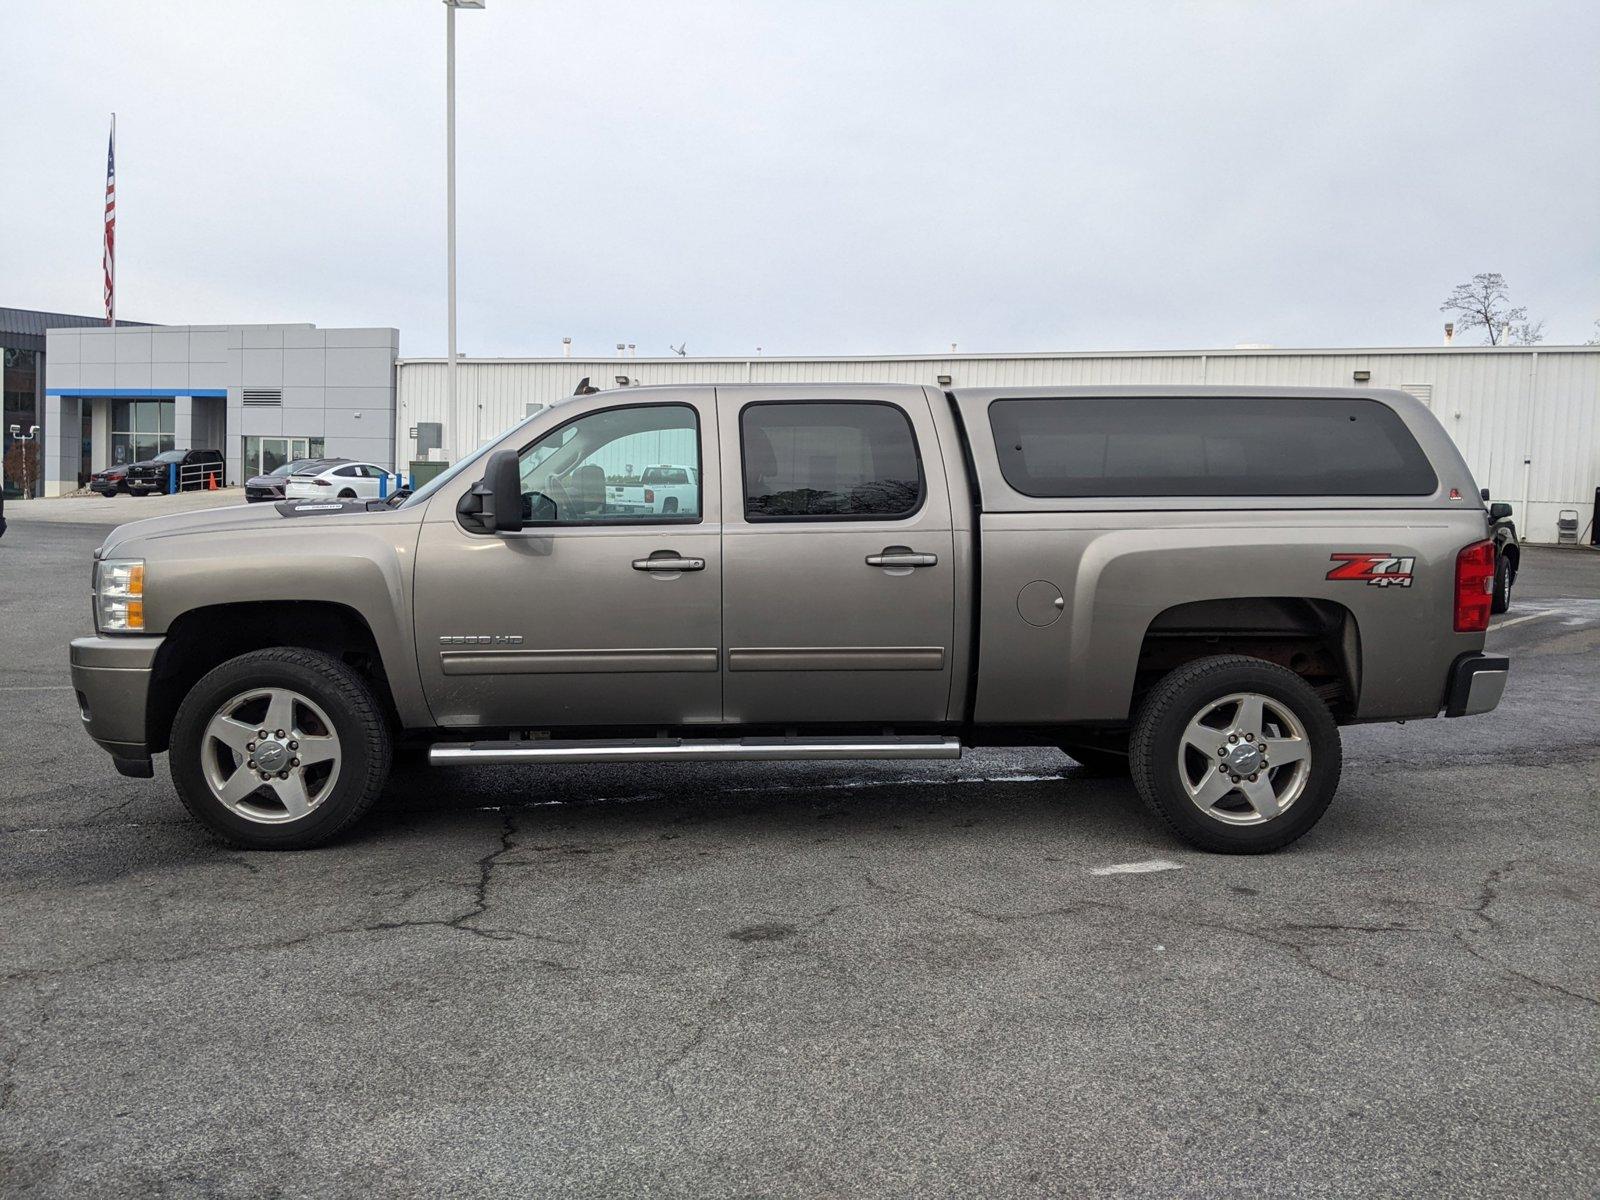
[[606, 464, 700, 516], [70, 384, 1509, 853]]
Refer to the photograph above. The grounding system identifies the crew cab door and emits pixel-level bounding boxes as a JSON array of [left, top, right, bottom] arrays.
[[717, 385, 956, 724], [412, 392, 722, 729]]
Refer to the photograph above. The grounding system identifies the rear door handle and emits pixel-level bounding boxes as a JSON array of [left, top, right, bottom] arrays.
[[866, 549, 938, 568], [633, 555, 705, 572]]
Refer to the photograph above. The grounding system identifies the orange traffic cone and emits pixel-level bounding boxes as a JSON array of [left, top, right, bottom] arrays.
[[207, 472, 218, 491]]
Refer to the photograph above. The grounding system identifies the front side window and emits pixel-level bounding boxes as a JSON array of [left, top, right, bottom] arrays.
[[987, 396, 1439, 498], [517, 404, 701, 524], [741, 402, 923, 520]]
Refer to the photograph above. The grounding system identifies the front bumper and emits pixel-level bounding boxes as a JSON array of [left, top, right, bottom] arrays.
[[1443, 652, 1510, 717], [69, 635, 166, 776]]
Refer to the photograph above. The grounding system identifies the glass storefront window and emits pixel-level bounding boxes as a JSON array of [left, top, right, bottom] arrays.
[[110, 399, 175, 465], [243, 436, 326, 477]]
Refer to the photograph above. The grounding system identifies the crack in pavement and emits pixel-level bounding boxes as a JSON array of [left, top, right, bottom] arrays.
[[0, 811, 581, 983]]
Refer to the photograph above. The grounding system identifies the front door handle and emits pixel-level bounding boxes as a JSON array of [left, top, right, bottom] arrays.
[[633, 555, 705, 572], [866, 548, 938, 568]]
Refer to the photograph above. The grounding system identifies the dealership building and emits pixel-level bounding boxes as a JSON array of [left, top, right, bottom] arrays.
[[32, 318, 397, 496], [8, 302, 1597, 543]]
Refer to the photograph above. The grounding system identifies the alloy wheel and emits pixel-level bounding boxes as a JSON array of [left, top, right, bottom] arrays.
[[200, 687, 342, 824], [1176, 691, 1311, 825]]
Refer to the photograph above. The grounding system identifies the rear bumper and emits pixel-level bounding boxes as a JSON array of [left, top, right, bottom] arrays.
[[69, 635, 165, 776], [1443, 652, 1510, 717]]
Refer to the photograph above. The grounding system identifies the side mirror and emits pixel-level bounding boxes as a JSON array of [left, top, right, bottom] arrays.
[[1480, 488, 1491, 502], [1488, 502, 1513, 522], [486, 449, 524, 533]]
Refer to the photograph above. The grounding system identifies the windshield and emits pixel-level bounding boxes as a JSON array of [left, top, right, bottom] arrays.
[[153, 450, 186, 464], [271, 459, 313, 477], [399, 412, 545, 509]]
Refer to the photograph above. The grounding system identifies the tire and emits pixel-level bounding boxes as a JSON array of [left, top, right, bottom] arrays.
[[1129, 655, 1341, 854], [1491, 555, 1511, 615], [338, 489, 357, 499], [169, 648, 392, 850], [662, 498, 679, 514], [1061, 742, 1130, 776]]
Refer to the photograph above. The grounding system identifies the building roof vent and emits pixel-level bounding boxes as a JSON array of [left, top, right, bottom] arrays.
[[242, 389, 282, 407], [1399, 384, 1433, 408]]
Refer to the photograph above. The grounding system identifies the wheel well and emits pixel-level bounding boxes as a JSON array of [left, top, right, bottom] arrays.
[[1502, 543, 1519, 578], [1134, 597, 1359, 719], [146, 601, 396, 753]]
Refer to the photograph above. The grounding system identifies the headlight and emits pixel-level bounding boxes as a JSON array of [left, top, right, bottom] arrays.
[[94, 559, 146, 633]]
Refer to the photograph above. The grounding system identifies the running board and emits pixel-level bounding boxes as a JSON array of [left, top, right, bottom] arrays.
[[427, 734, 962, 767]]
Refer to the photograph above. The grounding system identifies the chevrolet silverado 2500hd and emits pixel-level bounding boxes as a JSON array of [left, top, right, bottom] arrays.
[[70, 384, 1508, 853]]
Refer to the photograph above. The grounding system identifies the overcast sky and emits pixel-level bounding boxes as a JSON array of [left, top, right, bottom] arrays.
[[7, 1, 1598, 356]]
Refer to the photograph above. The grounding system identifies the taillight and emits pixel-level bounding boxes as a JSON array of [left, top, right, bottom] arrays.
[[644, 489, 655, 503], [1454, 540, 1495, 632], [312, 478, 331, 487]]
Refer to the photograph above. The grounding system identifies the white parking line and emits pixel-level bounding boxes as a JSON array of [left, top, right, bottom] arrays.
[[0, 686, 75, 691], [1489, 610, 1560, 632], [1090, 859, 1183, 876]]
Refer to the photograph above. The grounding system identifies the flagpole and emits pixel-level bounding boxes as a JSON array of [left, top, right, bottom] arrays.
[[109, 113, 116, 329]]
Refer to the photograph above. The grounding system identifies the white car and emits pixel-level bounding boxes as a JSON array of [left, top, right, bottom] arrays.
[[283, 460, 395, 501]]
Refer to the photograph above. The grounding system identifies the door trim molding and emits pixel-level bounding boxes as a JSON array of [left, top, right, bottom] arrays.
[[440, 648, 719, 676], [727, 646, 946, 672]]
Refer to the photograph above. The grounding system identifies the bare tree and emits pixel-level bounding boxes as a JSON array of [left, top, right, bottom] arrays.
[[1439, 273, 1542, 346], [1507, 318, 1546, 346], [1586, 319, 1600, 346]]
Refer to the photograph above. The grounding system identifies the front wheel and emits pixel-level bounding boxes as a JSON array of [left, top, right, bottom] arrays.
[[169, 648, 392, 849], [1130, 656, 1341, 854]]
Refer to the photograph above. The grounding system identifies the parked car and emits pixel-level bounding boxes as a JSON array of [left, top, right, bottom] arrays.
[[282, 460, 394, 501], [244, 458, 330, 504], [606, 464, 700, 516], [89, 464, 133, 496], [1483, 491, 1519, 614], [125, 449, 225, 495], [70, 384, 1509, 853]]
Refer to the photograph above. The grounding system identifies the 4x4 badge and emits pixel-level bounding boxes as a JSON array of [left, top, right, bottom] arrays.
[[1327, 553, 1415, 588]]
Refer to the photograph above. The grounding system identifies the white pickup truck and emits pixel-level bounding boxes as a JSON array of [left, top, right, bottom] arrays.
[[605, 464, 700, 516]]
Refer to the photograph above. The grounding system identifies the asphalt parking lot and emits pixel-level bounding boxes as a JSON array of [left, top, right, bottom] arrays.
[[2, 513, 1597, 1198]]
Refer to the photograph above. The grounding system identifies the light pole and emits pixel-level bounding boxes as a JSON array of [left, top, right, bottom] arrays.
[[8, 424, 38, 499], [445, 0, 485, 455]]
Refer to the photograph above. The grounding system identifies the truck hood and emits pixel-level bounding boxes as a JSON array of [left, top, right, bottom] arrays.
[[99, 498, 397, 556]]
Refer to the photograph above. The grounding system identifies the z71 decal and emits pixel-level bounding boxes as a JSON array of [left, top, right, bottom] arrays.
[[1327, 553, 1416, 588]]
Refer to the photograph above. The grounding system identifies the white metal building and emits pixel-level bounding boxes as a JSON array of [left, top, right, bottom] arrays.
[[395, 346, 1600, 543]]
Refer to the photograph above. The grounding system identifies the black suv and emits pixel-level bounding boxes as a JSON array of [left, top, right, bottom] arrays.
[[1484, 493, 1520, 614], [125, 449, 225, 496]]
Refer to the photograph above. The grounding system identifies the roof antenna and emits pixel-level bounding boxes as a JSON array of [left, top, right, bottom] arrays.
[[572, 376, 600, 396]]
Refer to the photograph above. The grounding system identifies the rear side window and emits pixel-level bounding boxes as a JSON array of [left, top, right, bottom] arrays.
[[987, 397, 1437, 497], [742, 402, 924, 520], [642, 466, 690, 485]]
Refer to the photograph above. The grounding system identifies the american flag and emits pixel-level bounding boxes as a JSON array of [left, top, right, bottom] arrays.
[[103, 115, 116, 326]]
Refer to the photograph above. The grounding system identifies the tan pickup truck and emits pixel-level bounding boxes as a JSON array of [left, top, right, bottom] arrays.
[[71, 384, 1508, 853]]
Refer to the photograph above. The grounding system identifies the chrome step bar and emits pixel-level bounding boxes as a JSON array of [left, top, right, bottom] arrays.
[[428, 734, 962, 767]]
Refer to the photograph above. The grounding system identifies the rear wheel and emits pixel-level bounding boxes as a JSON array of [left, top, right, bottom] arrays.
[[169, 648, 392, 849], [662, 497, 679, 514], [338, 488, 357, 499], [1130, 656, 1341, 854]]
